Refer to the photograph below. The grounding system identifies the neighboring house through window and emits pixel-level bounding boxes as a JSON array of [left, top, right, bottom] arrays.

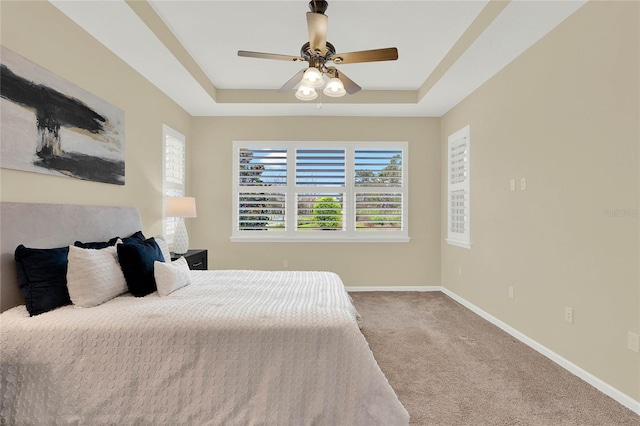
[[446, 125, 471, 248], [163, 125, 186, 246], [231, 141, 409, 242]]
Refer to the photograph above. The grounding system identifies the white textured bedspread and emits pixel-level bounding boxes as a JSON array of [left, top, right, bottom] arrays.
[[1, 270, 409, 425]]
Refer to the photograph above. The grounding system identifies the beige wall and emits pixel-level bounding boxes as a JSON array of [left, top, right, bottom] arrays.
[[189, 116, 441, 288], [0, 1, 192, 237], [441, 1, 639, 400]]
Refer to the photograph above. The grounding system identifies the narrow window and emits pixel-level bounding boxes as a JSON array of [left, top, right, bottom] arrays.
[[446, 125, 471, 248], [162, 125, 186, 245]]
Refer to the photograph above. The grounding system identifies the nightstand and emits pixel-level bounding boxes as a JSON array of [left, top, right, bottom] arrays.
[[171, 249, 208, 270]]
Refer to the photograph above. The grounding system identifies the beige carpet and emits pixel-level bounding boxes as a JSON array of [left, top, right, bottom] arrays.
[[350, 291, 639, 426]]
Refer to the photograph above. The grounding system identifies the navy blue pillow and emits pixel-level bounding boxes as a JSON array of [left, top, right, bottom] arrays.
[[74, 237, 120, 249], [75, 231, 145, 249], [122, 230, 146, 244], [116, 237, 164, 297], [14, 245, 71, 316]]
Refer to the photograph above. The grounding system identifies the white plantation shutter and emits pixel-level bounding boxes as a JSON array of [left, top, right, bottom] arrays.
[[296, 149, 345, 186], [239, 148, 287, 187], [163, 125, 186, 244], [238, 193, 286, 231], [355, 193, 402, 230], [446, 126, 471, 248], [354, 149, 402, 187], [237, 147, 287, 232], [297, 192, 345, 231], [295, 149, 346, 233], [354, 149, 403, 231], [232, 141, 409, 242]]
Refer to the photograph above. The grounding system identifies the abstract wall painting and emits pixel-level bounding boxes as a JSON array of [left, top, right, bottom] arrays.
[[0, 46, 125, 185]]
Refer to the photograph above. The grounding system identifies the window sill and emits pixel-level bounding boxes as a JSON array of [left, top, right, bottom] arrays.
[[445, 238, 472, 249], [230, 236, 411, 243]]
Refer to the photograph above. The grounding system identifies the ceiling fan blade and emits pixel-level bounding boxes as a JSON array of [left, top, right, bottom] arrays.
[[278, 69, 306, 93], [331, 48, 398, 65], [238, 50, 304, 62], [336, 70, 361, 95], [307, 12, 328, 55]]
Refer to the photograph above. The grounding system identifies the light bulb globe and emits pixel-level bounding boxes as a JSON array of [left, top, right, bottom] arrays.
[[295, 85, 318, 101], [300, 68, 325, 88], [322, 77, 346, 97]]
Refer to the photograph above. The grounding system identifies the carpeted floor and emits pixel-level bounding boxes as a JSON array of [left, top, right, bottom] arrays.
[[350, 291, 639, 426]]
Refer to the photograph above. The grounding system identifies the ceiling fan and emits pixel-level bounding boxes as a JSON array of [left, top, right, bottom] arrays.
[[237, 0, 398, 101]]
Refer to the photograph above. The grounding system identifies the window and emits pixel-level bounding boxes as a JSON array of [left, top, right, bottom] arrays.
[[232, 141, 409, 242], [446, 125, 471, 248], [162, 125, 186, 245]]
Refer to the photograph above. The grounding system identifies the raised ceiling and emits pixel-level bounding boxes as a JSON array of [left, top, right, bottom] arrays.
[[50, 0, 587, 117]]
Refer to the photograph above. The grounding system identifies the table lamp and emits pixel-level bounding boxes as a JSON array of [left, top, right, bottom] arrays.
[[165, 197, 197, 255]]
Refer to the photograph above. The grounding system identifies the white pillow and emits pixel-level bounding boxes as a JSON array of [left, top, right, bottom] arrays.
[[66, 245, 128, 307], [154, 257, 191, 296], [154, 235, 172, 263]]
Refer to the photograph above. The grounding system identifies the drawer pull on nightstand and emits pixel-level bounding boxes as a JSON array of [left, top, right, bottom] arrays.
[[171, 249, 208, 270]]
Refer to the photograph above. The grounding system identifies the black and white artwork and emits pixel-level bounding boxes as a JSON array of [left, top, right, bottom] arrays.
[[0, 46, 125, 185]]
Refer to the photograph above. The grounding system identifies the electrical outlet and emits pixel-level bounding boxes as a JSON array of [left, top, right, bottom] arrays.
[[564, 307, 573, 323], [520, 178, 527, 190], [458, 267, 463, 276], [508, 286, 514, 299], [628, 332, 639, 353], [283, 260, 289, 269], [510, 179, 516, 191]]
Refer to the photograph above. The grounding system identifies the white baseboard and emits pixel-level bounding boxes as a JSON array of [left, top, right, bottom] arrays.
[[440, 287, 640, 416], [345, 285, 441, 292], [346, 284, 639, 415]]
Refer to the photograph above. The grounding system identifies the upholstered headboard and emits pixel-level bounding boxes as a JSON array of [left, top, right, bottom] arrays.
[[0, 202, 142, 313]]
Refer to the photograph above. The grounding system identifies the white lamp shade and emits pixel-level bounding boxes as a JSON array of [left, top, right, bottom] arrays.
[[323, 77, 346, 97], [300, 67, 324, 88], [166, 197, 197, 218], [295, 85, 318, 101]]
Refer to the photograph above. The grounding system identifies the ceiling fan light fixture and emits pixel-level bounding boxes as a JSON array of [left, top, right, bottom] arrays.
[[301, 67, 324, 88], [295, 85, 318, 101], [238, 1, 398, 98], [323, 77, 346, 97]]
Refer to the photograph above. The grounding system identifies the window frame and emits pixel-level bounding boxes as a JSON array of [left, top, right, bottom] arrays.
[[162, 125, 186, 246], [231, 141, 409, 243], [446, 125, 471, 249]]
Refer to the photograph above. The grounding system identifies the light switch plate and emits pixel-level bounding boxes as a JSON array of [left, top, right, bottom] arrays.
[[564, 306, 573, 323]]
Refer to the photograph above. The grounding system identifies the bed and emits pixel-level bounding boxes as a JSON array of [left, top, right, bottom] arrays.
[[0, 202, 409, 425]]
